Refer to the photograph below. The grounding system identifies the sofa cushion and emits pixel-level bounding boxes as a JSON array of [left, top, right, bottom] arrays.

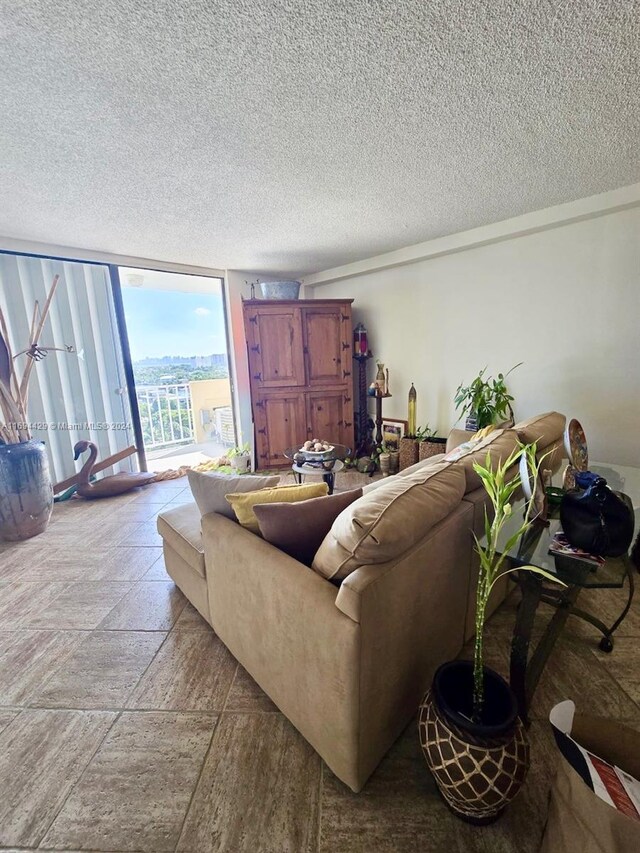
[[254, 488, 363, 566], [514, 411, 566, 450], [361, 454, 447, 495], [397, 454, 446, 478], [157, 502, 206, 578], [447, 429, 520, 493], [225, 482, 329, 534], [186, 469, 280, 520], [312, 461, 466, 581]]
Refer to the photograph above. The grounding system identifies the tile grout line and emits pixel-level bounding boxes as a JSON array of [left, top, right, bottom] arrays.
[[33, 708, 124, 850], [316, 759, 324, 853], [172, 660, 240, 852], [587, 644, 640, 716], [115, 627, 173, 711]]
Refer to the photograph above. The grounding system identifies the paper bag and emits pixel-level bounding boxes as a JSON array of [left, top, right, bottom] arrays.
[[540, 701, 640, 853]]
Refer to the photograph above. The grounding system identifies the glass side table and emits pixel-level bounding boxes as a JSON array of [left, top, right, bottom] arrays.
[[283, 444, 352, 495], [485, 461, 638, 724]]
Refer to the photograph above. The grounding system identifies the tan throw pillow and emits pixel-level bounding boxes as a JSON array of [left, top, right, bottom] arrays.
[[312, 461, 466, 581], [186, 469, 280, 520], [225, 482, 329, 534], [253, 488, 363, 566]]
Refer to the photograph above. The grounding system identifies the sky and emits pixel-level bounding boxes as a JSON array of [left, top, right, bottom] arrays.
[[120, 287, 228, 361]]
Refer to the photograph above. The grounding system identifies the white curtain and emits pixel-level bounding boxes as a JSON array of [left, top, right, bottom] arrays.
[[0, 253, 135, 484]]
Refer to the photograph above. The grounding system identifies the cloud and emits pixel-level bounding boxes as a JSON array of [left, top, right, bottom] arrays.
[[194, 307, 211, 316]]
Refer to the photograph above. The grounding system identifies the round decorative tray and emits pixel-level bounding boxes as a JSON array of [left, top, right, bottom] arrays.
[[297, 445, 334, 459], [563, 419, 588, 471]]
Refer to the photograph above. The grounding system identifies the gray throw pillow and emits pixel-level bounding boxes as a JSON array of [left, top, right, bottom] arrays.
[[186, 469, 280, 520], [253, 488, 363, 566]]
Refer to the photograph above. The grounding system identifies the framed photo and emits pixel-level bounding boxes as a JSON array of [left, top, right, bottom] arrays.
[[381, 418, 407, 451]]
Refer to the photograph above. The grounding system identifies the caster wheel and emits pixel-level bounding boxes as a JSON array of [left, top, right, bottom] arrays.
[[599, 637, 614, 653]]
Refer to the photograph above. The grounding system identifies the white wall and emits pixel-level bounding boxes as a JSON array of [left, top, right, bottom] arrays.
[[224, 271, 299, 454], [308, 206, 640, 467]]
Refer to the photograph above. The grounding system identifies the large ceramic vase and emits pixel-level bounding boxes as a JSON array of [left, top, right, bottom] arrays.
[[418, 660, 529, 825], [0, 440, 53, 541]]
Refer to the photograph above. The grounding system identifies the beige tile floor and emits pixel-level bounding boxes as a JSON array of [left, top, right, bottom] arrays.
[[0, 479, 638, 852]]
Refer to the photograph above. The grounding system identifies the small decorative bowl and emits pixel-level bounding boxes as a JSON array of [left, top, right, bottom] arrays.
[[545, 486, 565, 506]]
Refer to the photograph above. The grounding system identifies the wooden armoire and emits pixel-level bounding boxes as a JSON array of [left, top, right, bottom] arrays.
[[243, 299, 355, 469]]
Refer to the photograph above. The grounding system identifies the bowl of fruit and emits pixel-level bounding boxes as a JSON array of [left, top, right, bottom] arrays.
[[295, 439, 335, 467]]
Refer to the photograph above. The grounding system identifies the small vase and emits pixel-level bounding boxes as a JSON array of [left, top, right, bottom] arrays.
[[388, 451, 400, 475], [418, 660, 529, 824], [0, 440, 53, 541], [378, 452, 391, 477], [375, 362, 386, 395]]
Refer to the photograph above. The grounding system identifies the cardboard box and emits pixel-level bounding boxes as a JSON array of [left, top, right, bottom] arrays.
[[540, 701, 640, 853]]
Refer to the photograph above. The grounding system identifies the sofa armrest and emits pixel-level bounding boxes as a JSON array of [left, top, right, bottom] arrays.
[[200, 510, 364, 790]]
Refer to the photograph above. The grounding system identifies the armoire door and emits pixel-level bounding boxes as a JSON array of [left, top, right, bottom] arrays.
[[306, 389, 353, 447], [302, 305, 352, 386], [254, 392, 306, 467], [245, 306, 305, 389]]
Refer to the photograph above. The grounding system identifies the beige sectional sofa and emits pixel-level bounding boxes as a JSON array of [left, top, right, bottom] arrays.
[[157, 412, 565, 792]]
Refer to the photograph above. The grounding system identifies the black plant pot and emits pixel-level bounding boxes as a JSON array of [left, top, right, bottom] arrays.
[[418, 660, 529, 824]]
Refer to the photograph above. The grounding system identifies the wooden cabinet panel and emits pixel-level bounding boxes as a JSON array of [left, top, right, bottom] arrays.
[[306, 389, 354, 449], [245, 306, 305, 388], [243, 299, 354, 469], [302, 305, 352, 386], [254, 393, 306, 468]]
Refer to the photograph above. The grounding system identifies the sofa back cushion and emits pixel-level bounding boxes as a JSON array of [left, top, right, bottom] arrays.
[[312, 461, 466, 581], [514, 411, 566, 450], [444, 429, 520, 492], [187, 469, 279, 520]]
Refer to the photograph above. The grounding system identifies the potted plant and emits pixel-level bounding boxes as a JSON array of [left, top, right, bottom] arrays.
[[454, 363, 521, 431], [418, 443, 564, 824], [228, 442, 252, 473], [0, 275, 73, 541], [416, 425, 447, 461]]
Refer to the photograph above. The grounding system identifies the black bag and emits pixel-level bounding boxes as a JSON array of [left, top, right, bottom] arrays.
[[560, 471, 635, 558]]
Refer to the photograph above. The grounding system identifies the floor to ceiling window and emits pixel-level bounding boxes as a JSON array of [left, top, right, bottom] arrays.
[[117, 267, 235, 471], [0, 252, 236, 485]]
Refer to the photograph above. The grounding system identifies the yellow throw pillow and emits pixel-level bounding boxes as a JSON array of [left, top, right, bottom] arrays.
[[225, 482, 329, 534], [471, 424, 497, 441]]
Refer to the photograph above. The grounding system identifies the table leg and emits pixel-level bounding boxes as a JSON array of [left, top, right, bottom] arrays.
[[510, 574, 582, 725], [322, 471, 335, 495], [569, 560, 635, 652], [293, 469, 303, 485], [510, 575, 542, 725]]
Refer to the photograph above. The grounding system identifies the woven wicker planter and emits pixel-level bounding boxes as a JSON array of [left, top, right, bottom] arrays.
[[418, 661, 529, 825], [399, 437, 418, 471], [418, 437, 447, 461]]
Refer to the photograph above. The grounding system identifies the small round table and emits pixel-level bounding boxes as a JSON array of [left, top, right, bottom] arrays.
[[284, 444, 351, 495], [291, 459, 344, 495]]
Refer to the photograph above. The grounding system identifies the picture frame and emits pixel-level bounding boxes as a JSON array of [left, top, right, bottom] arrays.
[[381, 418, 408, 451]]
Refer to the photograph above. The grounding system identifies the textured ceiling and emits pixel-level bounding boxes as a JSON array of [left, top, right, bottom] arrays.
[[1, 1, 639, 276]]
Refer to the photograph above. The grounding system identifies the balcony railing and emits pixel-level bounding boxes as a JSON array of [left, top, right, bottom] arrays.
[[136, 384, 195, 449]]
